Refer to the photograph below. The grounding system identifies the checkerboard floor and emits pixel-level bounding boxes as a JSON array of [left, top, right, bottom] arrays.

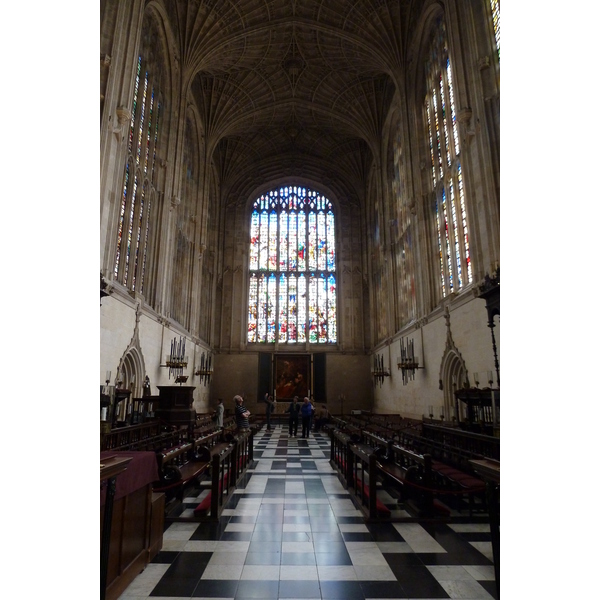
[[117, 426, 497, 599]]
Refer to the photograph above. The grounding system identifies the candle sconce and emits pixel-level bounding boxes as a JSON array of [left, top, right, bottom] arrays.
[[194, 351, 213, 386], [162, 336, 188, 381], [372, 353, 390, 387], [397, 337, 424, 385]]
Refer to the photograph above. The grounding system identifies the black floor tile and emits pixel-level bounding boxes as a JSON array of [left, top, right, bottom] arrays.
[[335, 516, 365, 524], [366, 522, 404, 541], [166, 551, 213, 573], [315, 551, 352, 566], [150, 576, 201, 597], [235, 579, 279, 598], [191, 579, 239, 598], [360, 580, 407, 598], [189, 523, 228, 540], [150, 550, 179, 564], [479, 579, 499, 599], [397, 574, 450, 598], [220, 531, 253, 541], [312, 540, 347, 554], [382, 552, 425, 567], [341, 532, 374, 542], [320, 580, 365, 599]]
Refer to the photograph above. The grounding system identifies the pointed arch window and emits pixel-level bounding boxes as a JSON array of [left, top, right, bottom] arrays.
[[114, 55, 162, 294], [248, 186, 337, 344], [490, 0, 500, 59], [424, 19, 473, 297]]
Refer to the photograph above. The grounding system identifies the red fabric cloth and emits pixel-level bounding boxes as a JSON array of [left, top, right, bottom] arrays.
[[100, 451, 159, 505]]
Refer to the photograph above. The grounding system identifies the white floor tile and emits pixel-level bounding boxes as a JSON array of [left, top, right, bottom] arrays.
[[240, 565, 280, 580], [317, 565, 357, 580], [280, 565, 318, 580], [437, 578, 495, 599], [353, 564, 396, 581], [201, 564, 243, 580]]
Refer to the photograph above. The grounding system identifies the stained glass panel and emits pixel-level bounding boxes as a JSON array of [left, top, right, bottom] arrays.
[[258, 274, 267, 341], [248, 274, 258, 342], [447, 59, 460, 157], [317, 212, 327, 271], [490, 0, 500, 59], [267, 273, 277, 342], [328, 274, 337, 342], [449, 178, 462, 289], [308, 275, 318, 343], [278, 274, 288, 342], [279, 212, 288, 271], [317, 273, 327, 342], [458, 164, 472, 284], [426, 101, 436, 187], [249, 211, 260, 270], [326, 212, 335, 271], [298, 274, 307, 342], [259, 211, 269, 270], [288, 275, 297, 342], [269, 212, 278, 270], [289, 212, 297, 271], [298, 212, 306, 271]]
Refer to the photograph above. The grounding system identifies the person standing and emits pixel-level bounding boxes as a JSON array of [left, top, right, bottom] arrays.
[[314, 404, 330, 432], [213, 398, 224, 429], [286, 396, 300, 436], [300, 396, 314, 438], [265, 393, 276, 430], [234, 394, 250, 432]]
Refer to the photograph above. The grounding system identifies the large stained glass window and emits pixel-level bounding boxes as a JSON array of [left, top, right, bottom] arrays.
[[248, 186, 337, 344], [424, 19, 473, 297], [114, 55, 161, 294]]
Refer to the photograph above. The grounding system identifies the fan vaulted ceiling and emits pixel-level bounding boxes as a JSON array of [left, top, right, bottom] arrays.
[[160, 0, 418, 207]]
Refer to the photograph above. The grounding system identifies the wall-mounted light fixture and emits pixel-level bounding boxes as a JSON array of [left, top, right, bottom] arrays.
[[194, 351, 213, 386], [397, 337, 424, 385], [372, 353, 390, 387], [163, 336, 188, 381]]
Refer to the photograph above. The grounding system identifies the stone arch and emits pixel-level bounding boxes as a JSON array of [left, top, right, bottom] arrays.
[[437, 305, 469, 422], [117, 303, 147, 399]]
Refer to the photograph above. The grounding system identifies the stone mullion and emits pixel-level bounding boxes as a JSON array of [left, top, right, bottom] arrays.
[[188, 145, 211, 342]]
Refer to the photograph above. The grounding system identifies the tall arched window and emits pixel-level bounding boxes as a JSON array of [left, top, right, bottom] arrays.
[[424, 19, 473, 297], [490, 0, 500, 59], [247, 186, 337, 344], [114, 54, 162, 294]]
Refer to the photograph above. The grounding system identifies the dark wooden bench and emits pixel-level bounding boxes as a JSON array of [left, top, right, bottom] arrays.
[[153, 430, 223, 500], [192, 428, 254, 521], [329, 429, 391, 520]]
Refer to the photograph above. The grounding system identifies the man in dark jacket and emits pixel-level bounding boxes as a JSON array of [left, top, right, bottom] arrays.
[[286, 396, 301, 437]]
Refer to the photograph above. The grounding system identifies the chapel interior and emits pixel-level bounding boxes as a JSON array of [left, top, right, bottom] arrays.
[[100, 1, 500, 598]]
